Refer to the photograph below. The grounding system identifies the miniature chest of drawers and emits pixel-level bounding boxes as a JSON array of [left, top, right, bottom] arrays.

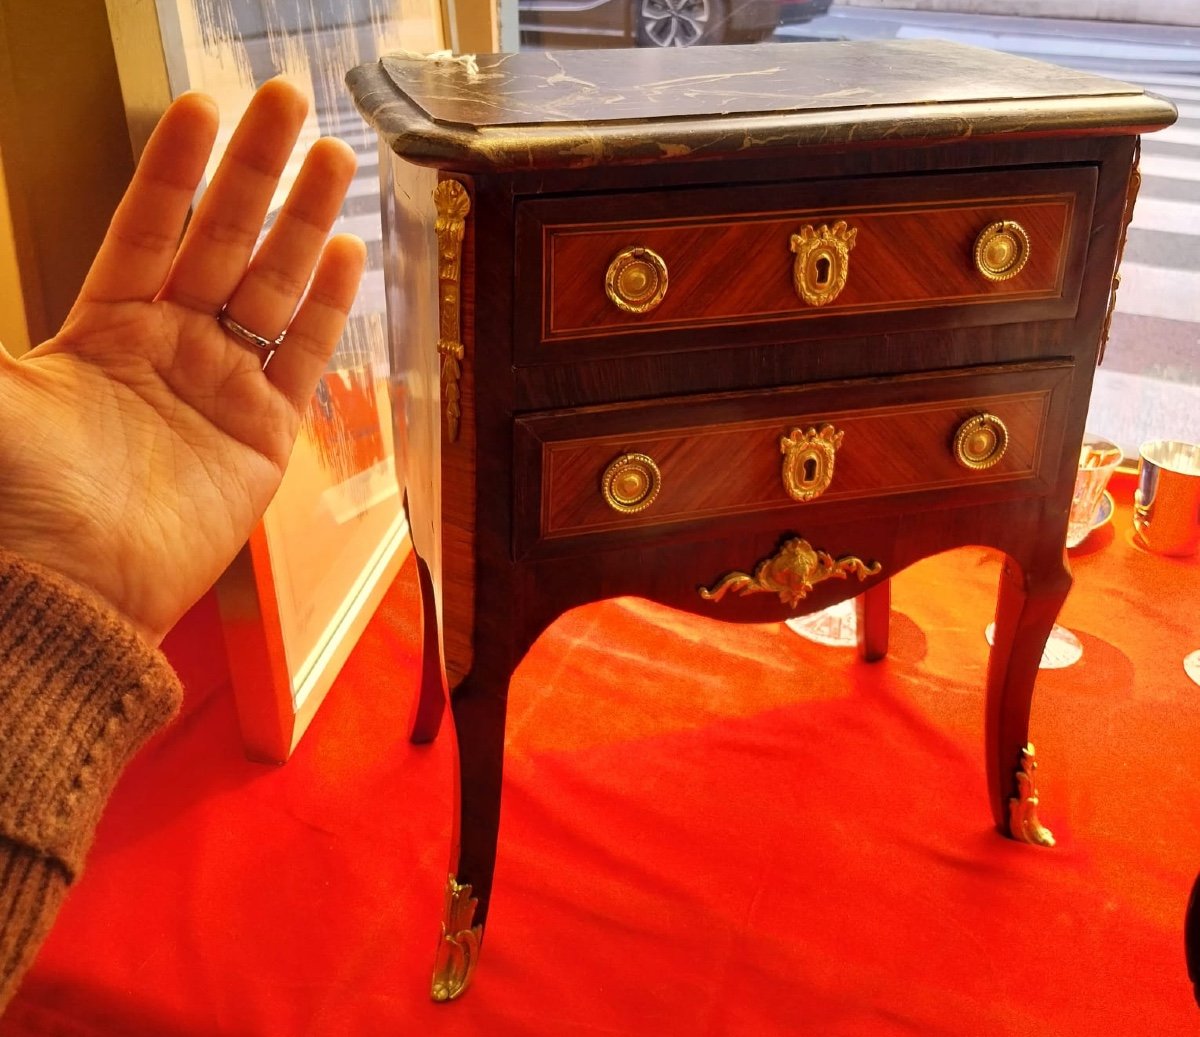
[[348, 40, 1175, 1000]]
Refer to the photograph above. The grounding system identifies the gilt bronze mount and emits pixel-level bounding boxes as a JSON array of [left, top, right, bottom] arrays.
[[431, 874, 483, 1001], [700, 537, 881, 609], [601, 452, 662, 513], [605, 246, 668, 314], [434, 180, 471, 442], [1008, 743, 1055, 847], [781, 424, 843, 502], [953, 413, 1009, 470], [790, 221, 857, 307], [973, 220, 1030, 282]]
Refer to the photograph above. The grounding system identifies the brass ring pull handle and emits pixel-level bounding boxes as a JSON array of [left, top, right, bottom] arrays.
[[602, 453, 662, 513], [974, 220, 1030, 281], [790, 220, 857, 307], [605, 247, 668, 314], [781, 424, 843, 502], [953, 413, 1009, 470]]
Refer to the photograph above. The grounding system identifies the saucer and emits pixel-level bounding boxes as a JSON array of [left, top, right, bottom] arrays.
[[1091, 490, 1114, 531], [1185, 650, 1200, 689], [985, 622, 1082, 669], [785, 598, 858, 647]]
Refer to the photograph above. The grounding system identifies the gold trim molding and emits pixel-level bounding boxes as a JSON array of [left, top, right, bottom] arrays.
[[699, 537, 881, 609], [1008, 743, 1055, 847], [431, 874, 483, 1002], [1099, 141, 1141, 365], [434, 179, 471, 442]]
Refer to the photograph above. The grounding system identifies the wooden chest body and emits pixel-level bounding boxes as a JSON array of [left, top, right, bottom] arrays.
[[349, 40, 1175, 1000]]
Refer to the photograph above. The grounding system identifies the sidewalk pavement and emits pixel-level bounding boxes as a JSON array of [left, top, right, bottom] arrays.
[[834, 1, 1200, 28]]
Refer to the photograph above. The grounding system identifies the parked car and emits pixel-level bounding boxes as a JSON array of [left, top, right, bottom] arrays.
[[519, 0, 831, 48]]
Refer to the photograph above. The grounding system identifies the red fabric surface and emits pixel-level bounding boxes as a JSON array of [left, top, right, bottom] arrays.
[[3, 488, 1199, 1035]]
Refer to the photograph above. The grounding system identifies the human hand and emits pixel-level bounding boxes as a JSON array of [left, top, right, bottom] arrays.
[[0, 80, 365, 645]]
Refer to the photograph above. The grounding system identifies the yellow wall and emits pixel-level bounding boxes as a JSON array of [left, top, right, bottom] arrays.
[[0, 142, 28, 355], [0, 0, 134, 349], [448, 0, 500, 52]]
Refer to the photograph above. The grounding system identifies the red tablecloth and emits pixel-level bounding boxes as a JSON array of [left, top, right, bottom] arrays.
[[3, 485, 1198, 1036]]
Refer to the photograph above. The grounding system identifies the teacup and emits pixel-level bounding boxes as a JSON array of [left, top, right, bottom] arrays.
[[1066, 435, 1121, 549]]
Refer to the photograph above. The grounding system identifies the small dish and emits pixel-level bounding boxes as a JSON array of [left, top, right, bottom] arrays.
[[1091, 489, 1115, 531], [1185, 649, 1200, 689], [985, 622, 1082, 670]]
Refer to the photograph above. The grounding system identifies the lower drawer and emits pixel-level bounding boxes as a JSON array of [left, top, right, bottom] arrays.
[[513, 361, 1073, 557]]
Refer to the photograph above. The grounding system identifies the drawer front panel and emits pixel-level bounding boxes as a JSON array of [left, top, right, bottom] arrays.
[[517, 167, 1095, 355], [514, 363, 1073, 556]]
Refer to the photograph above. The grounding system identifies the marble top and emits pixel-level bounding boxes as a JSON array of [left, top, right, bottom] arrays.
[[379, 40, 1139, 128], [346, 40, 1177, 171]]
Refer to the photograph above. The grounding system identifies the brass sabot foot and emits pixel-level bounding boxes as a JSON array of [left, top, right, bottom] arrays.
[[431, 874, 483, 1001], [1008, 743, 1055, 847]]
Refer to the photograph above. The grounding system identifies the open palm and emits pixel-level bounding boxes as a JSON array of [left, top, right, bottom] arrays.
[[0, 81, 365, 644]]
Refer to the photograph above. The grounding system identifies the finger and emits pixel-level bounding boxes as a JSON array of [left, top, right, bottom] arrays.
[[266, 235, 366, 409], [160, 78, 309, 314], [72, 92, 219, 309], [218, 136, 357, 343]]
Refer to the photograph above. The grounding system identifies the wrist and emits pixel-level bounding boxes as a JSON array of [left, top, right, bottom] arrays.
[[0, 549, 182, 878]]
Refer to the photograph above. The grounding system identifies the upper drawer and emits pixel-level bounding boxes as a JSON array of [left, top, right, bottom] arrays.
[[514, 166, 1096, 361]]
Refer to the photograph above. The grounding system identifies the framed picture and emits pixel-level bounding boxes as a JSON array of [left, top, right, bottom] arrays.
[[106, 0, 445, 760]]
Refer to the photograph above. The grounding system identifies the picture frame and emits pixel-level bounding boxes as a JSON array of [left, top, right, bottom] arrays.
[[105, 0, 446, 760]]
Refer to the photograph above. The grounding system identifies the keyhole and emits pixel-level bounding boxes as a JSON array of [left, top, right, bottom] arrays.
[[814, 254, 832, 287], [803, 457, 819, 484]]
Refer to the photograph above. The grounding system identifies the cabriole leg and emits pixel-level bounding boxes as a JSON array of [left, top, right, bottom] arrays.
[[1186, 873, 1200, 1007], [431, 662, 510, 1001], [855, 579, 891, 663], [986, 555, 1071, 846], [409, 553, 447, 744]]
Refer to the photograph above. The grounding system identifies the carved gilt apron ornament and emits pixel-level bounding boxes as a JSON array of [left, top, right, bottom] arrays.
[[781, 424, 843, 502], [790, 220, 857, 307], [699, 537, 881, 609], [434, 180, 471, 442]]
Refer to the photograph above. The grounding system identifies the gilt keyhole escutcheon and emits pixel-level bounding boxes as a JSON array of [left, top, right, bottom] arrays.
[[814, 254, 832, 287], [790, 221, 857, 307], [781, 424, 844, 502]]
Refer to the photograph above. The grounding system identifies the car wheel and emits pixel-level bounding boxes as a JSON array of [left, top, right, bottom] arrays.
[[635, 0, 728, 47]]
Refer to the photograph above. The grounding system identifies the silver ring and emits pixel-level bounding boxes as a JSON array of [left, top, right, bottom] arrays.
[[217, 308, 286, 354]]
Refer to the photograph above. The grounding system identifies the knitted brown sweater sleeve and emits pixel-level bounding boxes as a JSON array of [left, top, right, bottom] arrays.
[[0, 550, 182, 1012]]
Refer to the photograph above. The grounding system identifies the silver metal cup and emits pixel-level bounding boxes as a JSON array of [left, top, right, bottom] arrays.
[[1134, 440, 1200, 557]]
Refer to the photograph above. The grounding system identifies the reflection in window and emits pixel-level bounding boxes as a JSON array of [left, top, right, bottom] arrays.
[[516, 3, 1198, 458]]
